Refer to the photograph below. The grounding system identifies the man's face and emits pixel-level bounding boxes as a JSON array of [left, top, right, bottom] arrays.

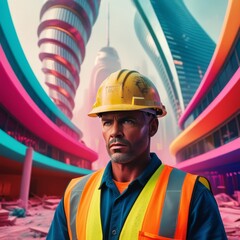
[[101, 111, 156, 165]]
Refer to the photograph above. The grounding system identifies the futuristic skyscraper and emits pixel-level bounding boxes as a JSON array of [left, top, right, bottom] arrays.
[[170, 0, 240, 201], [133, 0, 216, 121], [38, 0, 101, 119]]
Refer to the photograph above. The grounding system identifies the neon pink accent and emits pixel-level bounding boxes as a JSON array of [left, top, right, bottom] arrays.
[[179, 0, 240, 129], [175, 138, 240, 172], [0, 46, 97, 162]]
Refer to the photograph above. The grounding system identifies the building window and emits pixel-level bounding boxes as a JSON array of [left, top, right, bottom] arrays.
[[212, 81, 220, 97], [220, 125, 230, 144], [198, 140, 205, 153], [0, 106, 8, 129], [236, 37, 240, 63], [218, 71, 227, 90], [202, 97, 208, 109], [6, 116, 17, 137], [225, 60, 234, 80], [177, 114, 240, 162], [213, 131, 221, 148], [237, 114, 240, 131], [204, 135, 214, 151], [207, 90, 213, 104], [38, 140, 47, 153], [228, 118, 238, 140], [197, 104, 203, 116], [192, 143, 198, 157], [187, 147, 192, 159], [230, 51, 239, 73]]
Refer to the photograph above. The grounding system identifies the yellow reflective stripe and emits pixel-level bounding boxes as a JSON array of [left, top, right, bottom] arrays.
[[198, 176, 211, 191], [86, 171, 103, 240], [120, 164, 165, 239]]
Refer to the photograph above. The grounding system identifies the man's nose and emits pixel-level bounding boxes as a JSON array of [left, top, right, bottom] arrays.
[[110, 121, 123, 138]]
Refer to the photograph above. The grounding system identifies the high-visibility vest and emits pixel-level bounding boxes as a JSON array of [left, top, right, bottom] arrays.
[[64, 164, 210, 240]]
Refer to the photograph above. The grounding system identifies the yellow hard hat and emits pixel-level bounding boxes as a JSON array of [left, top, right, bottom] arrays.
[[88, 69, 167, 118]]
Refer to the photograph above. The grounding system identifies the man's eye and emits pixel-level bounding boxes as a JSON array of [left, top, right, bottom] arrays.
[[102, 121, 111, 126], [123, 119, 134, 125]]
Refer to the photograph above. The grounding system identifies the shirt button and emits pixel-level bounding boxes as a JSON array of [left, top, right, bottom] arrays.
[[111, 229, 117, 235]]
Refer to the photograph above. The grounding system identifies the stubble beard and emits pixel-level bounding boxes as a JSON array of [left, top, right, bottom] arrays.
[[108, 149, 133, 164]]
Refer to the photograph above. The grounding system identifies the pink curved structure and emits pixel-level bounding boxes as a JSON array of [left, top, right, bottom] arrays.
[[0, 1, 98, 199], [0, 47, 97, 162], [169, 0, 240, 195], [178, 0, 240, 130]]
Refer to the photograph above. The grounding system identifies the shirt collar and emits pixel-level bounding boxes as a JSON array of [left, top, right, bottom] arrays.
[[99, 153, 161, 189]]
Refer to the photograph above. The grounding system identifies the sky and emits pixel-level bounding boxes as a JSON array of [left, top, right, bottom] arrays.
[[8, 0, 227, 132]]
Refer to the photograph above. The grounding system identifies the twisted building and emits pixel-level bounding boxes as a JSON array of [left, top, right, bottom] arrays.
[[0, 1, 97, 200], [132, 0, 216, 121], [38, 0, 101, 119]]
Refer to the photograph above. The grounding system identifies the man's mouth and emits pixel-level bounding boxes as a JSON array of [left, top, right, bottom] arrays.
[[108, 138, 129, 153], [110, 143, 126, 150]]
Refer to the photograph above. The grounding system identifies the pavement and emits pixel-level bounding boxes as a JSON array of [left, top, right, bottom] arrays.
[[0, 205, 54, 240]]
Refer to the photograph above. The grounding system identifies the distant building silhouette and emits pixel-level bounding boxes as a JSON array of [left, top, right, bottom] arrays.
[[79, 4, 121, 169], [88, 46, 121, 169]]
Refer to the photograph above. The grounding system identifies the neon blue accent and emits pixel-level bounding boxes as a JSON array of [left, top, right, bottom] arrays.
[[0, 130, 92, 175]]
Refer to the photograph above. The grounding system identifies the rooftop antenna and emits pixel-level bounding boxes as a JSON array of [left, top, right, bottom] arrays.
[[106, 1, 110, 47]]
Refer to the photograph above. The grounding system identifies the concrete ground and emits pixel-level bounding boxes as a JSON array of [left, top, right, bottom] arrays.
[[0, 205, 54, 240], [0, 198, 239, 239]]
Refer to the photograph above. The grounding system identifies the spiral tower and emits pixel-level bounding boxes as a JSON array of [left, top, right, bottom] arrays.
[[38, 0, 101, 119]]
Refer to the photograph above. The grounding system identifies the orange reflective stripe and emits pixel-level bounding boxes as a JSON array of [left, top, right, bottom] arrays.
[[139, 230, 171, 240], [174, 173, 197, 239], [76, 170, 103, 240], [142, 165, 173, 234]]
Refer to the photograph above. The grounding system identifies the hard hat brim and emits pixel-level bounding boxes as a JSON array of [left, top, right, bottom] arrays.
[[88, 104, 167, 118]]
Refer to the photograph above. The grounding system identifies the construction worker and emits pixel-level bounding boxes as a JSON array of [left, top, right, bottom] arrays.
[[47, 69, 227, 239]]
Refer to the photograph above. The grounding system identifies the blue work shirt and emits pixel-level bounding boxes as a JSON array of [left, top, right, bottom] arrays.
[[47, 153, 227, 239]]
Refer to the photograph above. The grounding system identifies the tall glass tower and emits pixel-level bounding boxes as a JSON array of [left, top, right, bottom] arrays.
[[133, 0, 216, 121], [38, 0, 101, 119]]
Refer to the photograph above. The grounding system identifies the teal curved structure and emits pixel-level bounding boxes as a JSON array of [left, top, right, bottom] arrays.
[[0, 1, 97, 198]]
